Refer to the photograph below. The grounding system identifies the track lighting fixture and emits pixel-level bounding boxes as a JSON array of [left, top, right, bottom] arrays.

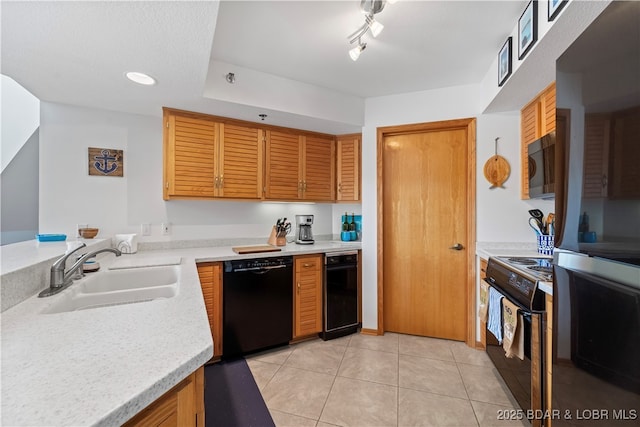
[[347, 0, 392, 61], [349, 39, 367, 61]]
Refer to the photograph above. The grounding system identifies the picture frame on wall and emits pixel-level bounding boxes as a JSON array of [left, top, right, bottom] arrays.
[[548, 0, 567, 21], [518, 0, 538, 60], [498, 37, 512, 87]]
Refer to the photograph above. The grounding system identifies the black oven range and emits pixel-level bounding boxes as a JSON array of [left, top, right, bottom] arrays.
[[484, 256, 551, 426]]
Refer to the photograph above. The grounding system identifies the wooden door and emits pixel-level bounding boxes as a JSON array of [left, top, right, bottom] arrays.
[[164, 112, 217, 199], [381, 120, 474, 341], [336, 135, 361, 201], [302, 135, 335, 201], [218, 123, 263, 199], [294, 255, 323, 337], [265, 130, 302, 200]]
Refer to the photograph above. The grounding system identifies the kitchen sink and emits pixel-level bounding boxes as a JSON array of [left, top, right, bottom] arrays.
[[78, 266, 179, 293], [41, 266, 179, 314]]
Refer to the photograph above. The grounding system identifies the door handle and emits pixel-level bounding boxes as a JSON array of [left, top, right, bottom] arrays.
[[449, 243, 464, 250]]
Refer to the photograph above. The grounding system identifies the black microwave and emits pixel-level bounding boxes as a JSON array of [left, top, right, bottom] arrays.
[[527, 131, 555, 199]]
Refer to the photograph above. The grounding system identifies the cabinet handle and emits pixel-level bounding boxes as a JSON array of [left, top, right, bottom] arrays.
[[297, 282, 300, 293], [220, 175, 224, 188], [602, 174, 608, 189], [214, 176, 219, 188], [303, 181, 307, 191], [338, 182, 342, 192], [303, 263, 312, 268]]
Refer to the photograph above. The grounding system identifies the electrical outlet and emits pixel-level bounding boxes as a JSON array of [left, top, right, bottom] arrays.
[[161, 223, 171, 235], [141, 223, 151, 236]]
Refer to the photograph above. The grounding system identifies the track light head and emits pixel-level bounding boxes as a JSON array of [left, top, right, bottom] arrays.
[[349, 40, 367, 61]]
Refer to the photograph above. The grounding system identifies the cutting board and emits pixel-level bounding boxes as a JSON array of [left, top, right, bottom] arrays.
[[232, 245, 282, 254], [483, 154, 510, 188]]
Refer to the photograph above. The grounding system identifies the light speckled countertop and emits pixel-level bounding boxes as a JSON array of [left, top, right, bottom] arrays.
[[1, 240, 361, 426]]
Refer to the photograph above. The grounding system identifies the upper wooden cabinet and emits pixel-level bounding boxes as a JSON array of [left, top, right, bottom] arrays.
[[264, 131, 335, 201], [164, 111, 217, 199], [164, 107, 356, 203], [218, 123, 263, 199], [163, 109, 263, 200], [583, 114, 611, 199], [302, 135, 335, 201], [521, 83, 556, 199], [336, 134, 361, 202], [265, 130, 302, 200], [609, 106, 640, 199]]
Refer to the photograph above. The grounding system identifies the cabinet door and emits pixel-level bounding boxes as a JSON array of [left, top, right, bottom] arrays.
[[164, 111, 217, 200], [124, 367, 203, 427], [540, 83, 556, 135], [265, 130, 302, 200], [302, 136, 335, 201], [609, 107, 640, 199], [336, 135, 361, 202], [197, 262, 222, 358], [583, 114, 611, 199], [218, 123, 263, 199], [294, 255, 323, 338], [521, 100, 539, 199]]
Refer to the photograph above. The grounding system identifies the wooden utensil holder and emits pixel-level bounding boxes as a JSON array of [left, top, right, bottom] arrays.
[[267, 226, 287, 246]]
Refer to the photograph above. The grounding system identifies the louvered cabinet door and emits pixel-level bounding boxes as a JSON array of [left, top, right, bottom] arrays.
[[336, 135, 361, 201], [265, 130, 302, 200], [294, 255, 323, 338], [583, 114, 610, 199], [218, 123, 263, 199], [302, 135, 335, 201], [541, 83, 556, 135], [521, 100, 539, 199], [196, 262, 222, 358], [165, 112, 217, 199]]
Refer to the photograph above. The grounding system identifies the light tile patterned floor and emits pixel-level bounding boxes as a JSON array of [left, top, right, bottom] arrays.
[[246, 333, 529, 427]]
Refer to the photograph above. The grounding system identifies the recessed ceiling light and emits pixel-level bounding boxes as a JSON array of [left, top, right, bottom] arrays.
[[125, 72, 156, 86]]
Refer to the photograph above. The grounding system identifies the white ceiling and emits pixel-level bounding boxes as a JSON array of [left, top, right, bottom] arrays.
[[1, 1, 528, 134]]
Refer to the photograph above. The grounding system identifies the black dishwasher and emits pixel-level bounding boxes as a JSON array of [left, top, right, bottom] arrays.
[[223, 256, 293, 358], [322, 251, 359, 340]]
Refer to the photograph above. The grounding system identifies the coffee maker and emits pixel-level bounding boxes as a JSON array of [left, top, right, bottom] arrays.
[[295, 215, 314, 244]]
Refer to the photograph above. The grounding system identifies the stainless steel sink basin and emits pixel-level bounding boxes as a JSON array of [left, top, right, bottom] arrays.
[[41, 266, 180, 314]]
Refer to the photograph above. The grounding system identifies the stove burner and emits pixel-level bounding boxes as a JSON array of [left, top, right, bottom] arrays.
[[528, 266, 552, 274], [506, 258, 538, 265]]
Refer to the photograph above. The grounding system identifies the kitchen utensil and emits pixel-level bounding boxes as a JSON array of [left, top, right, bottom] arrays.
[[529, 217, 543, 236], [483, 137, 511, 188], [528, 209, 544, 231]]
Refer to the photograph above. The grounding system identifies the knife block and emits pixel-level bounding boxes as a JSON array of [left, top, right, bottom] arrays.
[[267, 226, 286, 246]]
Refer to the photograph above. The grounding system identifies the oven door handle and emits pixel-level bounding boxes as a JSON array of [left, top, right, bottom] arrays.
[[483, 278, 542, 315]]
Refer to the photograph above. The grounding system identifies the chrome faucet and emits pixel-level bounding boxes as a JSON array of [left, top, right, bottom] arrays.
[[39, 243, 122, 297]]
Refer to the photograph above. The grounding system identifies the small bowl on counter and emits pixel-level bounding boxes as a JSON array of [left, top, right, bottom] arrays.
[[78, 228, 99, 239]]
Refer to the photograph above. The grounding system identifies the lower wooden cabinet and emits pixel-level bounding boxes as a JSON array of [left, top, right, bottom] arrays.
[[293, 254, 323, 338], [124, 366, 204, 427], [197, 262, 223, 358]]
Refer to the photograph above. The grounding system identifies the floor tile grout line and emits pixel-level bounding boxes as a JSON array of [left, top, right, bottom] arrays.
[[316, 338, 351, 425]]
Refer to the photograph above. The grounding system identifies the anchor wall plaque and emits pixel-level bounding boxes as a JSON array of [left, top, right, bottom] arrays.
[[88, 147, 123, 177]]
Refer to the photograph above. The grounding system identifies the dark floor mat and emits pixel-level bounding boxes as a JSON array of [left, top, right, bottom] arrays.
[[204, 358, 275, 427]]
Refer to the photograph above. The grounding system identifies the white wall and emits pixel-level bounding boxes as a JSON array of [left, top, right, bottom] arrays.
[[39, 102, 337, 241], [359, 83, 554, 330], [1, 75, 40, 172]]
